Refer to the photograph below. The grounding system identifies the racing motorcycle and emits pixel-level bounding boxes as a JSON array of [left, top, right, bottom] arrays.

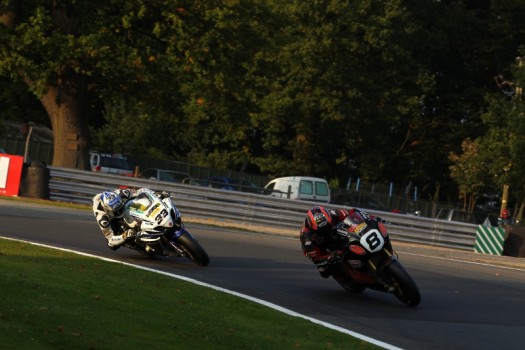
[[116, 189, 209, 266], [328, 212, 420, 307]]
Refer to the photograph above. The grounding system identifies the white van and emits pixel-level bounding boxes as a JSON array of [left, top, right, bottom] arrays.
[[89, 151, 134, 176], [264, 176, 330, 202]]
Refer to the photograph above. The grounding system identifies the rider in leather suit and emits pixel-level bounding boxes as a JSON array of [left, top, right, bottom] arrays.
[[92, 188, 140, 250], [300, 206, 383, 278], [92, 188, 169, 250]]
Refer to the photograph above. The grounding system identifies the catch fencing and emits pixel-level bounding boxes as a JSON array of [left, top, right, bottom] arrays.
[[46, 166, 480, 251]]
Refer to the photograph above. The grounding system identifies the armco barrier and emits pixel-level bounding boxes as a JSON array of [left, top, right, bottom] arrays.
[[45, 167, 479, 251]]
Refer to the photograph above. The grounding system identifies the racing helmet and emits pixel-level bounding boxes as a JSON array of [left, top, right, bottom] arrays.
[[306, 206, 333, 236], [100, 191, 125, 218]]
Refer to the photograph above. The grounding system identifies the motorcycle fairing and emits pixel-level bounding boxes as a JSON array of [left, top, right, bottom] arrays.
[[359, 229, 385, 253], [124, 191, 175, 232]]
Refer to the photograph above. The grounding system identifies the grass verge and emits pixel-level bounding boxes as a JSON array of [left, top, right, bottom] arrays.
[[0, 238, 380, 350]]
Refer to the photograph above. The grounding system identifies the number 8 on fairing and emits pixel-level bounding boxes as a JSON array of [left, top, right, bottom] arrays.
[[359, 229, 384, 253]]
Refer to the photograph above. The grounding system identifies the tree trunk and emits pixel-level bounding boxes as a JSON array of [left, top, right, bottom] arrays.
[[1, 2, 90, 170], [39, 71, 90, 170]]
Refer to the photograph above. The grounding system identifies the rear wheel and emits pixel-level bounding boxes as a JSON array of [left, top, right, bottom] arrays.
[[176, 231, 210, 266], [384, 261, 421, 307]]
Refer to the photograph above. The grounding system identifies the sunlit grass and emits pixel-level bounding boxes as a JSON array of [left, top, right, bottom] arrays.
[[0, 239, 379, 350]]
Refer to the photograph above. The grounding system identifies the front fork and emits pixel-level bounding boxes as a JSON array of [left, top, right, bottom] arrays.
[[166, 228, 195, 256], [367, 248, 398, 293]]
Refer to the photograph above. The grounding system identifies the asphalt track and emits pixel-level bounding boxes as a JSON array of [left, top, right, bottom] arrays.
[[1, 199, 525, 350]]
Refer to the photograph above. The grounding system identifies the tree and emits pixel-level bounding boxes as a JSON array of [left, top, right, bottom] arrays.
[[448, 138, 491, 212], [255, 0, 432, 182], [0, 0, 277, 171], [0, 0, 177, 168], [3, 0, 525, 209], [384, 0, 525, 201], [163, 0, 276, 171], [460, 53, 525, 219]]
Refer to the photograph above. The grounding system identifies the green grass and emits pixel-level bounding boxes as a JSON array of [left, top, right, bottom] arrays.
[[0, 238, 381, 350]]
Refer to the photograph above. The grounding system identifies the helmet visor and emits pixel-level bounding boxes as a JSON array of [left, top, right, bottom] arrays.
[[316, 222, 332, 236]]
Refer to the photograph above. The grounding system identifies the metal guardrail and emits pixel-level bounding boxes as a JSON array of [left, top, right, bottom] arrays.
[[47, 167, 479, 251]]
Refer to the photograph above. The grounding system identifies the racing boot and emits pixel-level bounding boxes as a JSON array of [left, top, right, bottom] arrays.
[[107, 229, 134, 250]]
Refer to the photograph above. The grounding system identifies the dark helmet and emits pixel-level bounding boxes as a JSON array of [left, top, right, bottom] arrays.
[[306, 206, 333, 236]]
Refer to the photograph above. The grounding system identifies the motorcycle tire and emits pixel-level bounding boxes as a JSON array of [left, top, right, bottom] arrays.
[[176, 231, 210, 266], [384, 261, 421, 307]]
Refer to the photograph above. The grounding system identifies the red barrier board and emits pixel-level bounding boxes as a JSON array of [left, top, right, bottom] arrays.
[[0, 154, 24, 196]]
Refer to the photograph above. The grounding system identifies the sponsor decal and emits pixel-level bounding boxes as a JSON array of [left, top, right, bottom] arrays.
[[352, 222, 367, 234]]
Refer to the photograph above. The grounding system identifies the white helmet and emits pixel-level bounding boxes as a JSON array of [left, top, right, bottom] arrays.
[[100, 191, 125, 218]]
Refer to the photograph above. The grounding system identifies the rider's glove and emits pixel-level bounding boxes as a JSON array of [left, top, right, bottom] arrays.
[[156, 190, 170, 199], [318, 251, 341, 266], [328, 254, 342, 264], [375, 216, 385, 223], [315, 259, 329, 267]]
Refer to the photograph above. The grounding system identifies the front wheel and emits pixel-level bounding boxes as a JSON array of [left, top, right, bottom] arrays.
[[176, 230, 210, 266], [384, 261, 421, 307]]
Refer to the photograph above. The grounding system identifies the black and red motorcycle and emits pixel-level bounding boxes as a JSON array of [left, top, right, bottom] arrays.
[[328, 212, 421, 307]]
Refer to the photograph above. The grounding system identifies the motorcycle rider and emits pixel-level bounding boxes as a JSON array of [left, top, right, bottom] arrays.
[[300, 206, 383, 278], [92, 187, 169, 250]]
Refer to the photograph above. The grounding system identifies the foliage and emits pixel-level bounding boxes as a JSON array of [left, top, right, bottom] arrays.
[[448, 138, 489, 211], [458, 50, 525, 215], [2, 0, 525, 202], [0, 77, 48, 127], [255, 0, 430, 181], [178, 1, 277, 170]]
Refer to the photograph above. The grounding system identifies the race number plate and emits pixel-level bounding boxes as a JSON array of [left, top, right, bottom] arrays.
[[359, 229, 384, 253]]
